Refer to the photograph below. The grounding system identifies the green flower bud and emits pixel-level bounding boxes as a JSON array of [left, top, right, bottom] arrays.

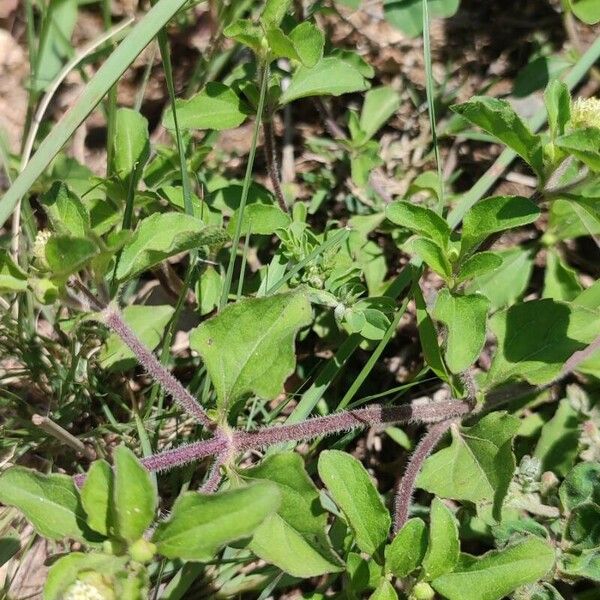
[[128, 538, 157, 564], [411, 582, 435, 600], [570, 97, 600, 130]]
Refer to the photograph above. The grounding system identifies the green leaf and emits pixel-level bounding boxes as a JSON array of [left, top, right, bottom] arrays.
[[461, 195, 540, 256], [44, 552, 129, 600], [455, 252, 503, 284], [44, 235, 97, 276], [163, 82, 248, 131], [261, 0, 292, 27], [544, 80, 571, 138], [369, 578, 398, 600], [547, 198, 600, 241], [0, 467, 93, 542], [465, 247, 534, 311], [0, 251, 27, 292], [570, 0, 600, 24], [414, 284, 449, 382], [152, 482, 281, 561], [32, 0, 77, 93], [386, 201, 450, 249], [452, 97, 544, 175], [485, 299, 600, 387], [359, 86, 401, 142], [189, 292, 312, 418], [559, 462, 600, 511], [40, 182, 89, 237], [99, 304, 175, 370], [431, 537, 555, 600], [383, 0, 460, 37], [227, 202, 291, 236], [543, 248, 582, 301], [385, 518, 427, 578], [280, 57, 370, 105], [266, 27, 301, 62], [81, 460, 113, 537], [0, 535, 19, 568], [318, 450, 390, 556], [111, 108, 150, 189], [534, 399, 580, 477], [116, 212, 228, 281], [417, 412, 520, 520], [404, 237, 452, 279], [422, 498, 459, 581], [432, 289, 490, 373], [555, 127, 600, 171], [289, 22, 325, 68], [112, 446, 156, 543], [560, 548, 600, 582], [223, 19, 264, 54], [243, 452, 343, 577], [566, 503, 600, 549], [197, 266, 222, 316]]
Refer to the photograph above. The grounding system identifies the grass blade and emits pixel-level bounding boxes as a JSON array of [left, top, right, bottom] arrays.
[[0, 0, 190, 229]]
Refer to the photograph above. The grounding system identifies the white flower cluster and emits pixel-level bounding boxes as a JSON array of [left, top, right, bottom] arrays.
[[570, 96, 600, 130], [63, 579, 106, 600]]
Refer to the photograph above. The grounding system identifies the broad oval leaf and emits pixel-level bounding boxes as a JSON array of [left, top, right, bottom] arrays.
[[431, 537, 555, 600], [465, 247, 535, 311], [555, 127, 600, 172], [485, 299, 600, 388], [0, 251, 27, 292], [40, 182, 89, 237], [455, 252, 503, 284], [570, 0, 600, 24], [318, 450, 390, 556], [152, 482, 281, 561], [189, 292, 312, 418], [280, 57, 370, 105], [289, 21, 324, 68], [386, 201, 450, 249], [422, 497, 459, 580], [461, 195, 540, 256], [417, 412, 520, 520], [385, 517, 428, 578], [359, 86, 401, 142], [384, 0, 460, 37], [433, 289, 490, 374], [451, 97, 544, 176], [116, 212, 228, 281], [111, 108, 150, 189], [559, 462, 600, 512], [404, 237, 452, 279], [163, 82, 249, 131], [45, 235, 98, 276], [81, 460, 113, 537], [112, 446, 157, 543], [0, 467, 94, 542], [243, 452, 344, 577]]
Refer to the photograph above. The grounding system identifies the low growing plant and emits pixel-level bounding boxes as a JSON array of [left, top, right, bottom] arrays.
[[1, 0, 600, 599]]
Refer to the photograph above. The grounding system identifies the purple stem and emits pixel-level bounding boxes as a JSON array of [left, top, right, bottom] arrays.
[[141, 436, 229, 472], [103, 307, 216, 430], [200, 453, 226, 493], [234, 401, 469, 452], [393, 418, 457, 533]]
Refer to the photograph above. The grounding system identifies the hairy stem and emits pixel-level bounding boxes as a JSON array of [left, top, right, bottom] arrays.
[[102, 306, 216, 430], [263, 120, 289, 213], [133, 401, 471, 479], [393, 418, 457, 533], [200, 453, 226, 493]]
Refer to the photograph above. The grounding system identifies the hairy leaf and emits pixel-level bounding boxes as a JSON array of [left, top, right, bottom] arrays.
[[190, 293, 312, 417]]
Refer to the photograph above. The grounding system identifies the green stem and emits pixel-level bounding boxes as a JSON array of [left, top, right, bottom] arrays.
[[220, 62, 270, 308]]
